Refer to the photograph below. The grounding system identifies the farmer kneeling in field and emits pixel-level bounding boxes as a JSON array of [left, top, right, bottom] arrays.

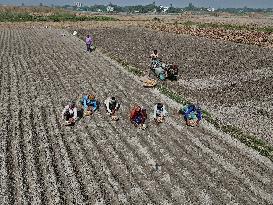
[[130, 105, 147, 129], [150, 49, 160, 69], [180, 104, 202, 126], [153, 103, 168, 124], [104, 97, 120, 121], [154, 63, 167, 81], [62, 102, 77, 126], [150, 49, 159, 60], [80, 94, 97, 116]]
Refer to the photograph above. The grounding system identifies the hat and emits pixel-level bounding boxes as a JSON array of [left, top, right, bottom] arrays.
[[88, 95, 95, 100]]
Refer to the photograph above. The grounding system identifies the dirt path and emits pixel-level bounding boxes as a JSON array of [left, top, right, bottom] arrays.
[[0, 28, 272, 204]]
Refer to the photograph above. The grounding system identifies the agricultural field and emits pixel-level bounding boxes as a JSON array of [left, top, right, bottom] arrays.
[[0, 26, 273, 204], [70, 19, 273, 148]]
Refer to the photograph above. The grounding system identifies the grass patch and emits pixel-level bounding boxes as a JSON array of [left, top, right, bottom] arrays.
[[0, 12, 117, 22], [108, 57, 143, 76], [120, 60, 143, 76], [158, 85, 190, 105], [158, 85, 273, 161]]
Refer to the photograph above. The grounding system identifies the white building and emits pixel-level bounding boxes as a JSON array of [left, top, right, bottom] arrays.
[[107, 6, 114, 12], [207, 7, 215, 12], [160, 5, 169, 13], [74, 2, 82, 8]]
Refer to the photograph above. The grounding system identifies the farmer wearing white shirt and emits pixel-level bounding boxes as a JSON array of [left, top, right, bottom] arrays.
[[62, 102, 77, 125], [153, 103, 168, 124]]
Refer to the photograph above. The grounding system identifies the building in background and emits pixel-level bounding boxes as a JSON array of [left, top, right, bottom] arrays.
[[207, 7, 215, 12], [74, 2, 82, 8], [159, 5, 169, 13], [107, 5, 114, 12]]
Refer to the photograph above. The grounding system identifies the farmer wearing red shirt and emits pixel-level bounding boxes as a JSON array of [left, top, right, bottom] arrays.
[[130, 106, 147, 128]]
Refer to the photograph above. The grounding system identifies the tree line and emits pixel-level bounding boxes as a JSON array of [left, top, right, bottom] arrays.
[[39, 2, 273, 14]]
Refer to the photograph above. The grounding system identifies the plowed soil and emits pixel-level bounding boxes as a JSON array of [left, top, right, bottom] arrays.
[[0, 28, 273, 204], [76, 26, 273, 146]]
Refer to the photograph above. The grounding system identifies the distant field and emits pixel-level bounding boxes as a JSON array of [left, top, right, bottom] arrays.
[[0, 6, 116, 22]]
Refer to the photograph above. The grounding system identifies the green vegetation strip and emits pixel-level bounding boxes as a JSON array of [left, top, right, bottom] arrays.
[[158, 85, 273, 161], [0, 12, 117, 22], [178, 20, 273, 33], [118, 59, 144, 76]]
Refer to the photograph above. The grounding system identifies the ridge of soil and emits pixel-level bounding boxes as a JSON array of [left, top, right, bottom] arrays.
[[0, 28, 272, 204]]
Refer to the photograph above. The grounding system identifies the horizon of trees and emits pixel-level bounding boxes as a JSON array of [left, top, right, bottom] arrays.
[[19, 2, 273, 14]]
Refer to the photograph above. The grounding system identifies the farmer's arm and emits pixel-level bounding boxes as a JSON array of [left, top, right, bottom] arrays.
[[105, 98, 112, 113], [153, 105, 157, 119], [73, 107, 77, 120], [93, 101, 97, 111], [83, 96, 88, 110]]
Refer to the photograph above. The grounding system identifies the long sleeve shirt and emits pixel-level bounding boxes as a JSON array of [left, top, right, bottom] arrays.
[[153, 104, 168, 119], [104, 97, 119, 113], [85, 36, 93, 45], [130, 110, 146, 124], [62, 105, 77, 120], [183, 105, 202, 121], [82, 95, 97, 111]]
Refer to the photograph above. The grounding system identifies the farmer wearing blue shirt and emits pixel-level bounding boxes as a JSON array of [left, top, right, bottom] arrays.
[[181, 104, 202, 126], [80, 94, 97, 115]]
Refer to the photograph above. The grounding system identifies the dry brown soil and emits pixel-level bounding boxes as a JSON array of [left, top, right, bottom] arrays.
[[74, 24, 273, 146], [0, 27, 273, 204]]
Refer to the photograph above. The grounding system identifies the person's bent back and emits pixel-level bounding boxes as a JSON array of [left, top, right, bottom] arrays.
[[105, 97, 120, 115], [130, 106, 147, 127], [80, 95, 97, 113], [62, 102, 77, 125]]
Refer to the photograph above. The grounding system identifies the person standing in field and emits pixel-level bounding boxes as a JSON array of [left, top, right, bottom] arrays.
[[85, 34, 93, 52]]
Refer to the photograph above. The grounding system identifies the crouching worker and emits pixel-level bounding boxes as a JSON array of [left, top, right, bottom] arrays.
[[150, 49, 159, 61], [62, 102, 77, 126], [180, 104, 202, 126], [154, 103, 168, 124], [130, 106, 147, 129], [80, 94, 97, 116], [104, 97, 120, 121], [150, 50, 161, 69]]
